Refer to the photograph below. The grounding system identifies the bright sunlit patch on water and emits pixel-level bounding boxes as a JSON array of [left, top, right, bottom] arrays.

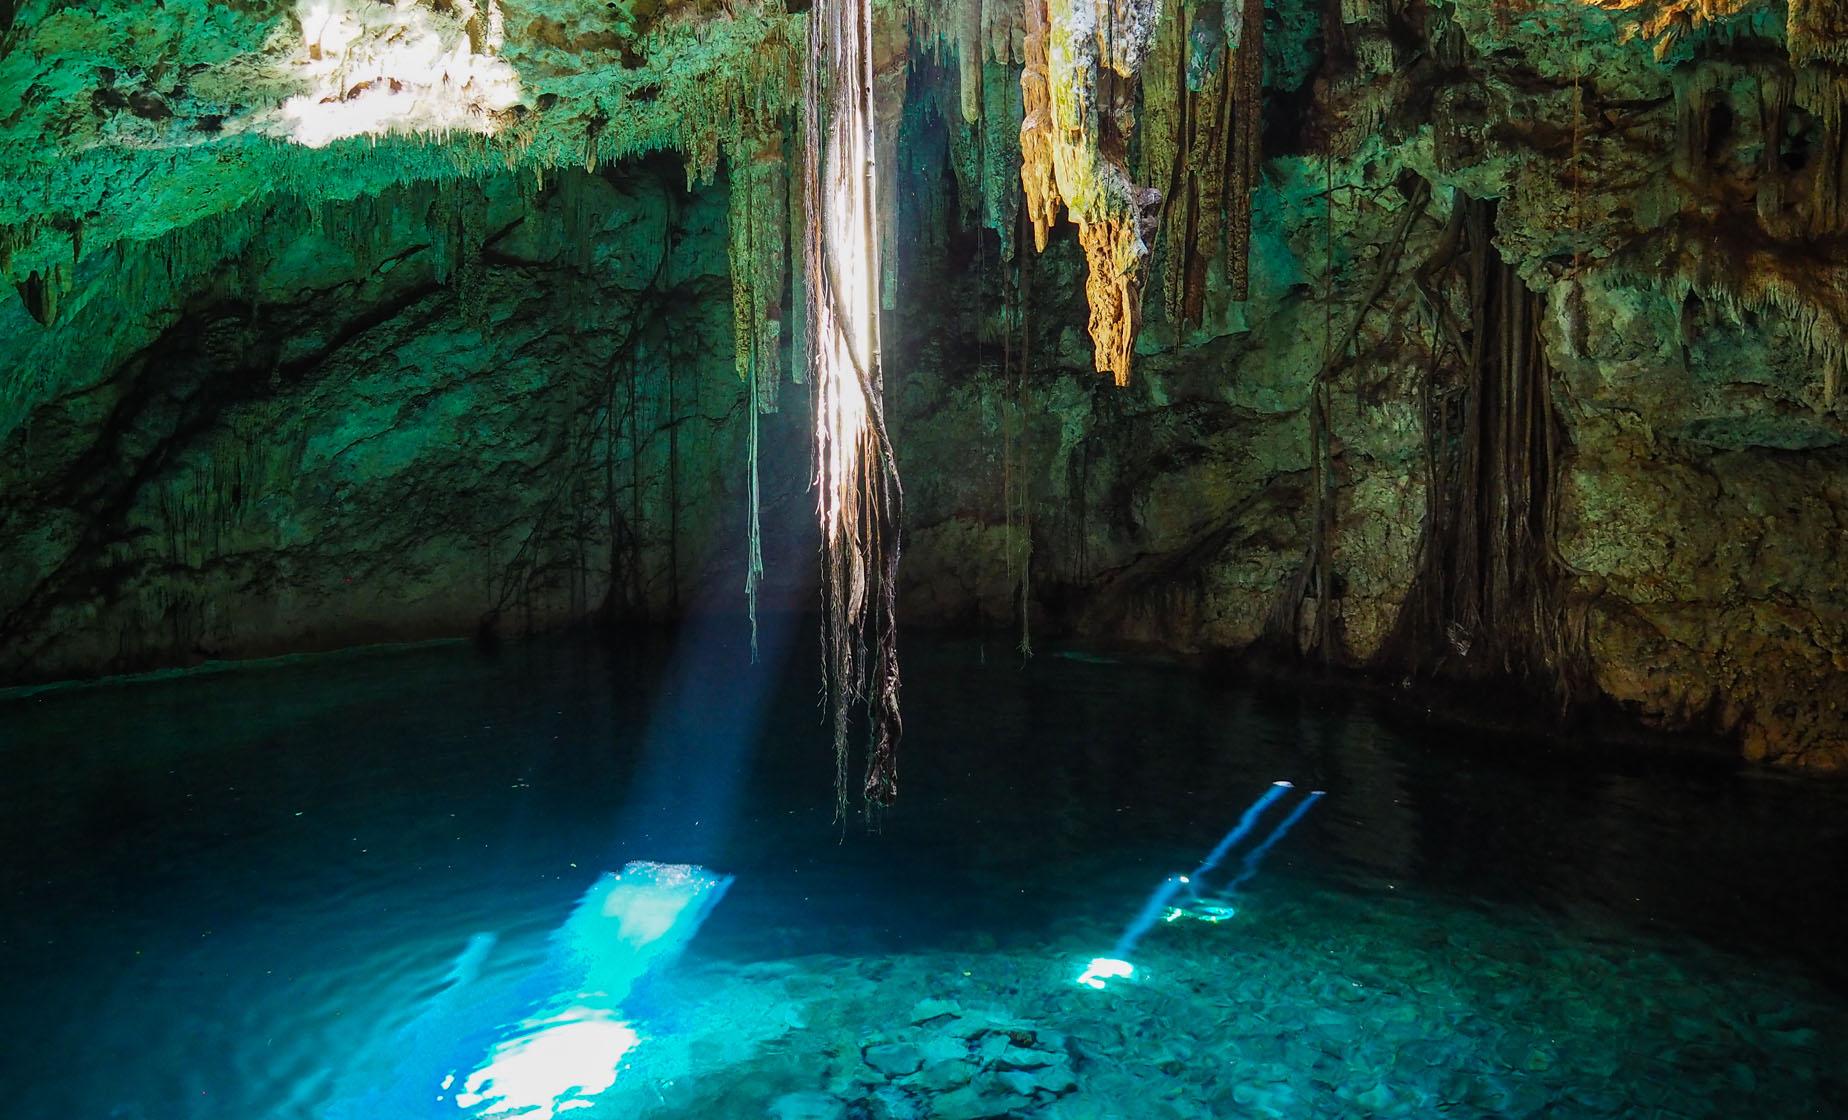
[[441, 863, 730, 1116], [329, 862, 731, 1119], [450, 1005, 640, 1119], [1076, 957, 1134, 990], [555, 861, 734, 998]]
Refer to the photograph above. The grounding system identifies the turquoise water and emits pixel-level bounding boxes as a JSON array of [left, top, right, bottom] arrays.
[[2, 619, 1846, 1118]]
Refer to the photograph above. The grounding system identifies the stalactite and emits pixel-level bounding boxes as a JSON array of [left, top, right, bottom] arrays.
[[807, 0, 906, 816], [1018, 0, 1164, 383], [1755, 68, 1792, 233], [1019, 0, 1062, 252], [958, 0, 986, 123], [1788, 0, 1848, 67], [1228, 0, 1263, 300], [1139, 4, 1184, 226], [1796, 65, 1848, 237], [895, 62, 977, 275], [0, 219, 40, 285], [981, 60, 1025, 259], [945, 87, 985, 224], [875, 11, 911, 310], [14, 264, 63, 326], [984, 0, 1025, 62], [1670, 63, 1720, 188]]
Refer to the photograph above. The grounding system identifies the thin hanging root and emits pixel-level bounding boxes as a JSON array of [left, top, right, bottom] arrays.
[[1017, 221, 1035, 659], [745, 357, 765, 663], [1269, 177, 1429, 656], [806, 0, 903, 818], [1000, 203, 1036, 659]]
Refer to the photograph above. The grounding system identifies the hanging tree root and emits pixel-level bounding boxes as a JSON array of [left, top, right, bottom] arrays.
[[1380, 192, 1594, 713], [479, 225, 677, 640], [1265, 176, 1431, 660]]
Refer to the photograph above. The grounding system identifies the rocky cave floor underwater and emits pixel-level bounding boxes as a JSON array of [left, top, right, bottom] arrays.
[[2, 624, 1846, 1120], [591, 885, 1845, 1120]]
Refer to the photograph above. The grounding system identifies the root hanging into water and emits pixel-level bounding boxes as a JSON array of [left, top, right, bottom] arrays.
[[1383, 193, 1593, 711], [806, 0, 905, 819], [725, 126, 790, 661]]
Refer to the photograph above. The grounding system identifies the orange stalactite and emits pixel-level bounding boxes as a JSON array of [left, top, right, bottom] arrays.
[[1016, 0, 1163, 384], [1019, 0, 1061, 254], [1591, 0, 1847, 63]]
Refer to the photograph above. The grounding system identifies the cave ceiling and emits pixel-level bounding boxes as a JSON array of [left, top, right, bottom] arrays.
[[2, 0, 1845, 396]]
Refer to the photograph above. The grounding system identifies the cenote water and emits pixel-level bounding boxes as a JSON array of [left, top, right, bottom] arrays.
[[4, 620, 1846, 1119]]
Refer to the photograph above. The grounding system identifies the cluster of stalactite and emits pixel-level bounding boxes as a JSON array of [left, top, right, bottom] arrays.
[[1383, 194, 1591, 708], [1671, 61, 1848, 239], [687, 30, 808, 651], [1140, 0, 1267, 321], [1019, 0, 1165, 383], [1790, 1, 1848, 65], [706, 0, 1308, 803], [1664, 57, 1848, 404], [1599, 0, 1848, 64], [909, 0, 1028, 259], [907, 0, 1272, 377], [0, 177, 531, 443], [1593, 0, 1751, 58]]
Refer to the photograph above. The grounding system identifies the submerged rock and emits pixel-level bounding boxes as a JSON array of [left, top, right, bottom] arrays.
[[865, 1042, 925, 1078], [769, 1090, 849, 1120]]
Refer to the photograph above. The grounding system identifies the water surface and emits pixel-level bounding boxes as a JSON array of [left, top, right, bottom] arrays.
[[3, 618, 1845, 1118]]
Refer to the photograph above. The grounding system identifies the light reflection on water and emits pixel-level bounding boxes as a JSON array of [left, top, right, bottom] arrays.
[[0, 626, 1845, 1118], [450, 1006, 639, 1119]]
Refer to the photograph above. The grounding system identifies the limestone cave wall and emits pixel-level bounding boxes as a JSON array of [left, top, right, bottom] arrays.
[[0, 162, 823, 678], [2, 0, 1846, 768]]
